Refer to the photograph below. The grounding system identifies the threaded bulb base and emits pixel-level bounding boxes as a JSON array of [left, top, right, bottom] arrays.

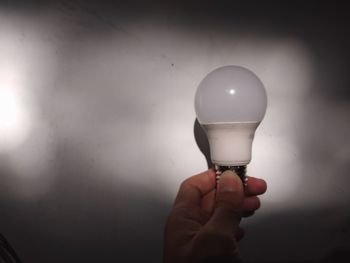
[[215, 165, 247, 186]]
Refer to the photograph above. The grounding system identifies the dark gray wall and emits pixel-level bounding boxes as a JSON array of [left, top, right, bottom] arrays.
[[0, 1, 349, 262]]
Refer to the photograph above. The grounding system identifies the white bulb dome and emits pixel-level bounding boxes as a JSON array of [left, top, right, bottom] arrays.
[[194, 66, 268, 166], [195, 65, 267, 124]]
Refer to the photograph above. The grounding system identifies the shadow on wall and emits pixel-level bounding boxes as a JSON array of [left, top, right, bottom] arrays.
[[194, 118, 213, 169], [0, 142, 170, 263], [241, 209, 350, 263], [2, 139, 350, 263]]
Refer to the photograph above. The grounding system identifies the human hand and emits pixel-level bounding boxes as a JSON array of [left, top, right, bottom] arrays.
[[163, 169, 267, 263]]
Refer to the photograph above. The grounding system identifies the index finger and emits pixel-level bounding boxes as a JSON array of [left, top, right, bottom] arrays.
[[174, 169, 216, 209]]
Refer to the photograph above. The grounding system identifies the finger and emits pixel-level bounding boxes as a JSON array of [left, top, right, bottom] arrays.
[[235, 227, 245, 242], [242, 196, 261, 212], [201, 189, 216, 214], [174, 169, 216, 209], [206, 170, 244, 234], [244, 176, 267, 196], [200, 177, 265, 215]]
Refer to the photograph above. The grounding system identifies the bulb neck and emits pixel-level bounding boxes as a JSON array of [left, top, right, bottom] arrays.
[[203, 122, 259, 166], [215, 164, 247, 186]]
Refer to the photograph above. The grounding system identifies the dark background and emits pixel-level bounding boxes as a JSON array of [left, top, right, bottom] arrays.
[[0, 0, 349, 262]]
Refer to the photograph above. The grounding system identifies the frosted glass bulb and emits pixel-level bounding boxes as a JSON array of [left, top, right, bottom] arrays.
[[195, 66, 267, 170]]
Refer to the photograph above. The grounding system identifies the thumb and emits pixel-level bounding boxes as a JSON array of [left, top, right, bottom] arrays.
[[207, 170, 244, 233]]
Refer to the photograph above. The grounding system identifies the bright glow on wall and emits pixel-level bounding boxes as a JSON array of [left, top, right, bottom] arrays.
[[0, 87, 19, 128], [0, 11, 58, 200], [0, 72, 31, 151]]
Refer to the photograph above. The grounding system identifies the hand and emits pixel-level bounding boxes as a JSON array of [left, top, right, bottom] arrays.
[[163, 169, 267, 263]]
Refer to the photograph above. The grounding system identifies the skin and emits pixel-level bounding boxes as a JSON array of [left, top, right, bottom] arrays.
[[163, 169, 267, 263]]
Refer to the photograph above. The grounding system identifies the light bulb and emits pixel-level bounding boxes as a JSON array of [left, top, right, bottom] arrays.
[[195, 66, 267, 181]]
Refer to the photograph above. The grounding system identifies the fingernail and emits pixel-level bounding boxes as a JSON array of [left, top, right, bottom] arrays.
[[218, 170, 242, 193]]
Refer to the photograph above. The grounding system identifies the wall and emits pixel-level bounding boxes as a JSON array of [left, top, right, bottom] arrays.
[[0, 1, 349, 262]]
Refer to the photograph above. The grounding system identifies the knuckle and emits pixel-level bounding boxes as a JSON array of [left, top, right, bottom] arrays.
[[180, 178, 192, 190]]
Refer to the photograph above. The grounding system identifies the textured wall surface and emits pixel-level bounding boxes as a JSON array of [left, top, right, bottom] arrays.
[[0, 1, 349, 262]]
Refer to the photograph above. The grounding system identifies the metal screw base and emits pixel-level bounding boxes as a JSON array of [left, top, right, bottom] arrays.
[[215, 164, 248, 186]]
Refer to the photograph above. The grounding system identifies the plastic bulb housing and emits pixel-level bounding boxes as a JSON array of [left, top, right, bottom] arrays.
[[195, 66, 267, 166]]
